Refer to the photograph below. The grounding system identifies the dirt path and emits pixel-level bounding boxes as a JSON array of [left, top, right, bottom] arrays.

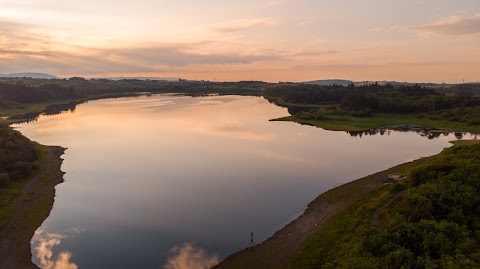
[[213, 157, 432, 269], [0, 146, 65, 269]]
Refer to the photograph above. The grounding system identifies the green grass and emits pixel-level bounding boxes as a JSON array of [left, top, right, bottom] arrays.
[[0, 180, 24, 229], [273, 114, 480, 133]]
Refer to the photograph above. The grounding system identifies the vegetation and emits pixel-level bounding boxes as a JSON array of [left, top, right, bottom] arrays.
[[1, 77, 479, 268], [293, 142, 480, 269], [0, 122, 41, 229], [265, 83, 480, 132], [0, 77, 268, 120], [1, 77, 479, 132]]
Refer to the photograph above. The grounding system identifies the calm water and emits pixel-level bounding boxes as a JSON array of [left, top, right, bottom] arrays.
[[12, 95, 470, 269]]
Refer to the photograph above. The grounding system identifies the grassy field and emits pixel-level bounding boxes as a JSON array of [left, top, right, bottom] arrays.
[[272, 114, 480, 133]]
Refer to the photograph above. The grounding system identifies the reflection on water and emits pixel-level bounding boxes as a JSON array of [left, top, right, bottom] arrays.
[[347, 129, 479, 140], [163, 243, 219, 269], [9, 101, 82, 124], [13, 95, 477, 269], [9, 93, 151, 123], [32, 229, 79, 269]]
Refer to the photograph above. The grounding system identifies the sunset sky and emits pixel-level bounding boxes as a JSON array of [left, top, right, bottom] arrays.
[[0, 0, 479, 82]]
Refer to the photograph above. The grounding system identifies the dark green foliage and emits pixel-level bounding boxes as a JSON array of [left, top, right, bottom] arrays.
[[295, 144, 480, 269], [0, 173, 9, 186], [9, 162, 34, 180], [0, 83, 76, 105], [264, 83, 480, 125], [0, 123, 38, 186], [296, 108, 333, 121]]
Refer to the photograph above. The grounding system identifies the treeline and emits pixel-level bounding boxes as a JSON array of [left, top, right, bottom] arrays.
[[438, 83, 480, 97], [296, 143, 480, 268], [265, 83, 480, 125], [0, 83, 76, 106], [0, 78, 267, 110], [0, 123, 39, 187], [0, 79, 336, 112], [266, 83, 480, 114]]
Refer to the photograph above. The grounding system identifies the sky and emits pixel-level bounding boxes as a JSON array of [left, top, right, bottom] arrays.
[[0, 0, 479, 83]]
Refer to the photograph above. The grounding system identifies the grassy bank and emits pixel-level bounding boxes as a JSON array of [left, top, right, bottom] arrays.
[[272, 114, 480, 133], [0, 112, 66, 268], [292, 140, 480, 268], [0, 145, 65, 269], [0, 144, 46, 230]]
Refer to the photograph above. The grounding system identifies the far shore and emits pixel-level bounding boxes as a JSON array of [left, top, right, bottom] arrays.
[[271, 115, 480, 134]]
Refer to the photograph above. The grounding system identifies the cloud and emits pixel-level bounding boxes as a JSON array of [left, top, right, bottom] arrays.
[[110, 42, 280, 66], [0, 41, 282, 75], [0, 17, 284, 75], [163, 243, 219, 269], [208, 18, 275, 33], [0, 16, 333, 77], [32, 230, 78, 269], [0, 18, 50, 46], [376, 13, 480, 37]]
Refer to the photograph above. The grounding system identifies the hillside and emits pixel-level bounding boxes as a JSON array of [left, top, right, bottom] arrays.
[[0, 73, 58, 79], [293, 141, 480, 268]]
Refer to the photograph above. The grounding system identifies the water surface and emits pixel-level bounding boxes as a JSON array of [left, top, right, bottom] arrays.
[[13, 95, 469, 269]]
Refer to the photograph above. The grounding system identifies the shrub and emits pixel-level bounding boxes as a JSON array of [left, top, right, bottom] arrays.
[[0, 173, 9, 186], [10, 161, 34, 180], [5, 141, 15, 150], [350, 108, 373, 117]]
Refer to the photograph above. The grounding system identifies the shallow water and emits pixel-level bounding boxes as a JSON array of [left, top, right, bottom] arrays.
[[12, 95, 472, 269]]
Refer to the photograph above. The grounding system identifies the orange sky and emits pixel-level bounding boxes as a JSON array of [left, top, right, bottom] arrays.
[[0, 0, 479, 83]]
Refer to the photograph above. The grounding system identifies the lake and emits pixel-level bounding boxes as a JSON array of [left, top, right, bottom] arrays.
[[12, 95, 471, 269]]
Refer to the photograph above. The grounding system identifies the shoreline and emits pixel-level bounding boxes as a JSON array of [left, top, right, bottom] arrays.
[[0, 145, 66, 269], [270, 114, 480, 134], [213, 154, 440, 268]]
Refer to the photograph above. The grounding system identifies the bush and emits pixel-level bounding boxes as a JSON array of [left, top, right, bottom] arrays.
[[10, 161, 34, 180], [0, 173, 9, 187], [5, 141, 15, 150], [350, 108, 373, 117], [417, 113, 426, 118]]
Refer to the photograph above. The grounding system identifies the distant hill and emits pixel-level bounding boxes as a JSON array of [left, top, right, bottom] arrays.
[[0, 73, 58, 79], [304, 79, 354, 86], [304, 79, 454, 88], [98, 77, 179, 81]]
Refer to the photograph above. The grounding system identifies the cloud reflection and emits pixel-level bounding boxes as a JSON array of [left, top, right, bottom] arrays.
[[163, 243, 219, 269], [33, 229, 78, 269]]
